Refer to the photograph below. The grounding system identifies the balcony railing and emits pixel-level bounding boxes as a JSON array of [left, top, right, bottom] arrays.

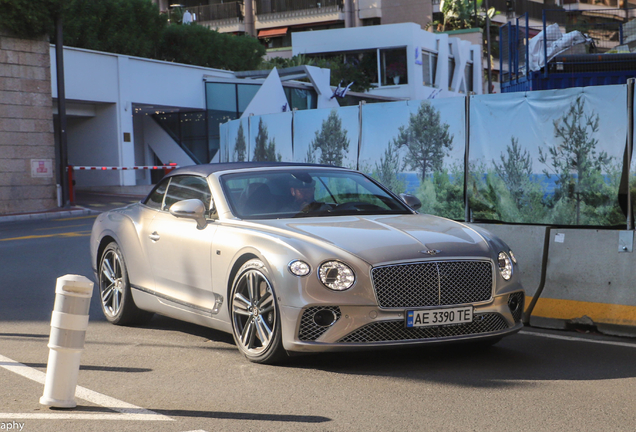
[[489, 0, 564, 21], [171, 2, 244, 23], [255, 0, 343, 15]]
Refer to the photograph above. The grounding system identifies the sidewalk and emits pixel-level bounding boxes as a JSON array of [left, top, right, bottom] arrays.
[[0, 189, 148, 224]]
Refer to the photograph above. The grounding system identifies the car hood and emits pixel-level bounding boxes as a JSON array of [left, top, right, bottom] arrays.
[[254, 214, 492, 264]]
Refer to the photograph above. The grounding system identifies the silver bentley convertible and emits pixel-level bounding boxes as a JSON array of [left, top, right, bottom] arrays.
[[90, 162, 524, 364]]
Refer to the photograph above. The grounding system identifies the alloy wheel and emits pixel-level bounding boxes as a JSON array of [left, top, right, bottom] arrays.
[[231, 269, 277, 355], [100, 249, 124, 318]]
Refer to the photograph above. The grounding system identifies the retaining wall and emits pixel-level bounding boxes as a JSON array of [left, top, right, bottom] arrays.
[[0, 29, 56, 215]]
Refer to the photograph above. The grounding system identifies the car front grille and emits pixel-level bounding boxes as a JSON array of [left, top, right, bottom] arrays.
[[298, 306, 342, 341], [337, 313, 509, 343], [371, 260, 493, 308]]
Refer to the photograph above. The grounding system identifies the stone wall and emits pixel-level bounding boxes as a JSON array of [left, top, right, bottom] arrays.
[[0, 29, 56, 215]]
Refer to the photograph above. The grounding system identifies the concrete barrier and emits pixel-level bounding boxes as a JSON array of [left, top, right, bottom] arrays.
[[529, 228, 636, 337], [470, 224, 636, 337]]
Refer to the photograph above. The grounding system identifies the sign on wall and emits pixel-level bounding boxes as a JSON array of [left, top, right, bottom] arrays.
[[31, 159, 53, 178]]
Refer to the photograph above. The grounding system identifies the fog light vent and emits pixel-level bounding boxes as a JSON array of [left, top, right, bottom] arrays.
[[299, 306, 341, 341], [508, 292, 525, 323]]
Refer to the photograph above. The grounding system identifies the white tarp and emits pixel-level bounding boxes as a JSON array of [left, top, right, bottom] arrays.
[[528, 24, 591, 71]]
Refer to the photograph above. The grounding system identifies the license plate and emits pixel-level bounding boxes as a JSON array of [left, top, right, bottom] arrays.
[[406, 306, 473, 328]]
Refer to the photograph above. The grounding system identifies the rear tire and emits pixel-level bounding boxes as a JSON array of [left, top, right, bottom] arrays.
[[98, 242, 153, 326], [230, 259, 287, 364]]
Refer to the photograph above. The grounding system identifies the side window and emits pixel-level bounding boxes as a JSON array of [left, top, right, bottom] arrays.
[[144, 178, 170, 210], [163, 176, 212, 212]]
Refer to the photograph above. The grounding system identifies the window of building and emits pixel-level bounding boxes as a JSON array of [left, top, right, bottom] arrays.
[[310, 47, 407, 88], [284, 87, 317, 110], [264, 33, 292, 49], [448, 56, 455, 89], [380, 48, 408, 86], [362, 18, 381, 26], [153, 110, 208, 164], [422, 49, 438, 87]]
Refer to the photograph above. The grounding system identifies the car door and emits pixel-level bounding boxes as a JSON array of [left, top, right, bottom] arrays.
[[144, 175, 219, 313]]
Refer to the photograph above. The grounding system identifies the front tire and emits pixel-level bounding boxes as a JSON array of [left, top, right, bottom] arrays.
[[230, 259, 286, 364], [99, 242, 153, 326]]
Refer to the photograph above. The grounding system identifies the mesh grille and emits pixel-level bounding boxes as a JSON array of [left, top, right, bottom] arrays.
[[371, 261, 493, 309], [298, 306, 342, 341], [338, 313, 508, 343], [508, 292, 525, 323]]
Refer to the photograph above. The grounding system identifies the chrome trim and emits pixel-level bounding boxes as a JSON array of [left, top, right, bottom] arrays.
[[131, 285, 220, 316], [370, 259, 495, 309]]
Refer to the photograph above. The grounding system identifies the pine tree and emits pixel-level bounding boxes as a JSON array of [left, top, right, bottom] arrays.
[[252, 118, 280, 162], [538, 97, 612, 224], [311, 110, 350, 166], [394, 101, 453, 183], [234, 122, 246, 162], [494, 137, 532, 209], [372, 141, 405, 194]]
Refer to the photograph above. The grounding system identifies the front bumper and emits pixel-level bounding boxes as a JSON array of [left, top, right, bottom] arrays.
[[279, 292, 524, 353]]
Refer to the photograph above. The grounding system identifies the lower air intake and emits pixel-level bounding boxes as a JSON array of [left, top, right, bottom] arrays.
[[338, 313, 509, 343]]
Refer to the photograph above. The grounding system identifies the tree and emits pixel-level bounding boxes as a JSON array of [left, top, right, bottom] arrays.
[[304, 145, 316, 164], [234, 122, 246, 162], [0, 0, 62, 37], [418, 164, 465, 220], [493, 137, 533, 209], [0, 0, 264, 71], [158, 23, 264, 71], [371, 142, 405, 194], [253, 118, 281, 162], [394, 101, 453, 183], [538, 97, 612, 225], [310, 110, 350, 166]]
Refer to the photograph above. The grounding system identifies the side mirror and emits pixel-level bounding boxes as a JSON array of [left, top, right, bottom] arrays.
[[399, 193, 422, 211], [169, 199, 208, 229]]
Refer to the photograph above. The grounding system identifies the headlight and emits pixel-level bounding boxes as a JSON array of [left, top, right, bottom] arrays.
[[288, 260, 311, 276], [318, 261, 355, 291], [497, 251, 512, 281], [509, 250, 517, 264]]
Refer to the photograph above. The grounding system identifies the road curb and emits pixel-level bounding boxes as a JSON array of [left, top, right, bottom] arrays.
[[0, 207, 100, 224]]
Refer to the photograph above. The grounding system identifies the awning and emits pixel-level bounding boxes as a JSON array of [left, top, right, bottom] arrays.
[[258, 27, 288, 38]]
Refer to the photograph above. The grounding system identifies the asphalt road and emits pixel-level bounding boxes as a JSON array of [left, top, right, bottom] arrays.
[[1, 215, 635, 432]]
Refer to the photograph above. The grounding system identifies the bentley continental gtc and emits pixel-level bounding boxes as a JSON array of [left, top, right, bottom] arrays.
[[90, 162, 525, 364]]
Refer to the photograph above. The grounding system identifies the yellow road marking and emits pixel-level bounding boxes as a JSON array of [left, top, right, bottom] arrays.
[[36, 224, 90, 231], [56, 215, 97, 221], [0, 231, 91, 241], [531, 297, 636, 326]]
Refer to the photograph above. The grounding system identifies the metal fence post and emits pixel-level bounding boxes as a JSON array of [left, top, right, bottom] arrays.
[[628, 78, 634, 231]]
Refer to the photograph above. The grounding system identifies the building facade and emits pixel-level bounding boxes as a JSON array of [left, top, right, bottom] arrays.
[[154, 0, 433, 59]]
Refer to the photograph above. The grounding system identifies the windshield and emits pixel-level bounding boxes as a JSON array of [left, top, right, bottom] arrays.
[[220, 169, 412, 219]]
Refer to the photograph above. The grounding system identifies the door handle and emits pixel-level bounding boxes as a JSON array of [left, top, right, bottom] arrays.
[[149, 232, 160, 241]]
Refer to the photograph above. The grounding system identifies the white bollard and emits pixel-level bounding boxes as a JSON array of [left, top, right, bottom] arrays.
[[40, 274, 94, 408]]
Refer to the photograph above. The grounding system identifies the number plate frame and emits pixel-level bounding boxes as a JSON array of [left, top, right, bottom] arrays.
[[406, 306, 474, 328]]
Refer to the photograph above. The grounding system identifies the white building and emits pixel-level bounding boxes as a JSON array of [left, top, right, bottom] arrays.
[[50, 22, 480, 190], [51, 46, 347, 190], [292, 22, 483, 100]]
